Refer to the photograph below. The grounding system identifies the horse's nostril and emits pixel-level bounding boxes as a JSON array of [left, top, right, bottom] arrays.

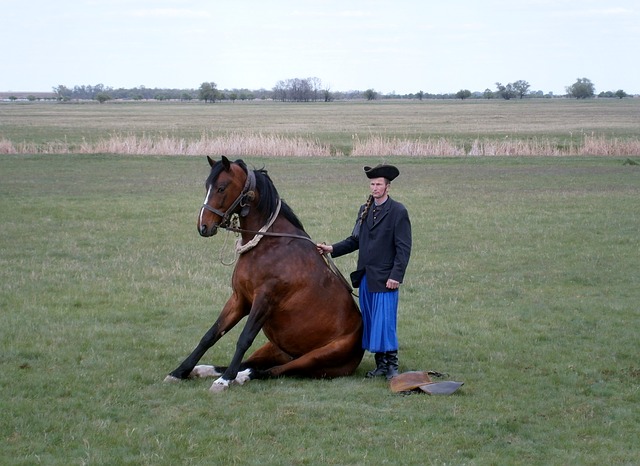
[[199, 225, 207, 235]]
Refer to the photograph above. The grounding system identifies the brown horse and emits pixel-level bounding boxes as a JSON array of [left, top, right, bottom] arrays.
[[164, 156, 363, 392]]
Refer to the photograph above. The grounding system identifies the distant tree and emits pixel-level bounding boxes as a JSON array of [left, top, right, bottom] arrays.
[[323, 88, 333, 102], [307, 77, 322, 101], [253, 88, 270, 100], [364, 89, 377, 101], [53, 84, 72, 101], [199, 82, 219, 103], [512, 80, 531, 99], [95, 92, 111, 104], [273, 80, 287, 102], [495, 82, 517, 100], [615, 89, 628, 99], [483, 88, 494, 99], [181, 92, 193, 101], [9, 95, 18, 101], [455, 89, 471, 100], [288, 78, 312, 102], [416, 90, 425, 101], [566, 78, 595, 99]]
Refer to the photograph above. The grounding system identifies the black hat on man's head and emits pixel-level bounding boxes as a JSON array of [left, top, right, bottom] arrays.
[[364, 164, 400, 181]]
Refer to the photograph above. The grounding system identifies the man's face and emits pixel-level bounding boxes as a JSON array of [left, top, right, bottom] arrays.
[[369, 177, 389, 200]]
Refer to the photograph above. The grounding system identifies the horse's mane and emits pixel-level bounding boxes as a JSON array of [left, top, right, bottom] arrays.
[[233, 159, 306, 232]]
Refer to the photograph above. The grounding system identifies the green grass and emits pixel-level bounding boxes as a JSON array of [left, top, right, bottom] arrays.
[[2, 99, 640, 154], [1, 155, 639, 465]]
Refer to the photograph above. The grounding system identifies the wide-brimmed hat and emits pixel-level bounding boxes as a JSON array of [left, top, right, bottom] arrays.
[[363, 164, 399, 181]]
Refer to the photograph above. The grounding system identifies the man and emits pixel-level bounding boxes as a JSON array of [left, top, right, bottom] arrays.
[[317, 164, 412, 380]]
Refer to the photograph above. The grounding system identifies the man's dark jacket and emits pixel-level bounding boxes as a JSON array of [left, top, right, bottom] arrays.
[[332, 197, 411, 293]]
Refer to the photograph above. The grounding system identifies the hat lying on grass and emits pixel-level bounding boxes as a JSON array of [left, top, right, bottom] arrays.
[[390, 371, 464, 395]]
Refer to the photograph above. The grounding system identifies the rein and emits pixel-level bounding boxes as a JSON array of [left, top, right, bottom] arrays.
[[223, 226, 316, 247]]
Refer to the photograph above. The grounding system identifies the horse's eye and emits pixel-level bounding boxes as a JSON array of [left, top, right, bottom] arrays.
[[217, 186, 225, 193]]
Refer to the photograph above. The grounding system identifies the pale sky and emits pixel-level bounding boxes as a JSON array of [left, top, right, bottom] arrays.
[[3, 0, 639, 95]]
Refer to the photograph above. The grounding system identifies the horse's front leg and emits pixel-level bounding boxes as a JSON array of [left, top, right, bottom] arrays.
[[209, 295, 271, 393], [164, 294, 246, 382]]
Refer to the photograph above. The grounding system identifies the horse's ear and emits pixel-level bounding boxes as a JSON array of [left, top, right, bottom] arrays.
[[207, 156, 215, 167], [221, 155, 231, 171]]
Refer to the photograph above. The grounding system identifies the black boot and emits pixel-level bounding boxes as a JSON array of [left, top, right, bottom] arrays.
[[385, 351, 399, 380], [366, 353, 387, 378]]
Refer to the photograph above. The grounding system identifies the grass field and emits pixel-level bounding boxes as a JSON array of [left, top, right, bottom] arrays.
[[1, 154, 638, 465], [2, 99, 640, 155]]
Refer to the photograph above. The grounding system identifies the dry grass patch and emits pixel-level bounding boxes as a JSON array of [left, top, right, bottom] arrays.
[[0, 133, 336, 156], [351, 134, 640, 156], [351, 134, 466, 156], [3, 133, 640, 156], [86, 133, 336, 156]]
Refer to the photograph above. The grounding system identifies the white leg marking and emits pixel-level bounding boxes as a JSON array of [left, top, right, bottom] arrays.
[[207, 370, 252, 392], [189, 365, 221, 379], [234, 369, 252, 385]]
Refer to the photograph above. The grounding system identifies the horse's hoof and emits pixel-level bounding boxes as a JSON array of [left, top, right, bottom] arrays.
[[234, 368, 252, 385], [209, 379, 229, 393], [163, 375, 182, 383]]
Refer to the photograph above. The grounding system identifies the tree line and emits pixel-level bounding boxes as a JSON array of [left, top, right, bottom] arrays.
[[455, 78, 627, 101], [50, 77, 629, 103]]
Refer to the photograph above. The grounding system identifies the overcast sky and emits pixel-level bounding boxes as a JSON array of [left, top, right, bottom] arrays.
[[3, 0, 638, 95]]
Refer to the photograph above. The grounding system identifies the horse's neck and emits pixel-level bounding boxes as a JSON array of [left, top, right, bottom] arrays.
[[241, 212, 269, 231], [239, 205, 281, 237]]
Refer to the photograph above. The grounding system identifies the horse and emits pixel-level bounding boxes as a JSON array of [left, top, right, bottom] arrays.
[[164, 156, 364, 392]]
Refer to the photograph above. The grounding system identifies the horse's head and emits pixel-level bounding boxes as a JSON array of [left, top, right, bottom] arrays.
[[198, 156, 256, 237]]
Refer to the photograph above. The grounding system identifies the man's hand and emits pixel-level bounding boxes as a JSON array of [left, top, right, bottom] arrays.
[[316, 243, 333, 255], [386, 279, 400, 290]]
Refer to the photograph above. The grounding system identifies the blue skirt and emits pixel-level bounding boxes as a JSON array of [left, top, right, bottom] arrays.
[[359, 274, 399, 352]]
